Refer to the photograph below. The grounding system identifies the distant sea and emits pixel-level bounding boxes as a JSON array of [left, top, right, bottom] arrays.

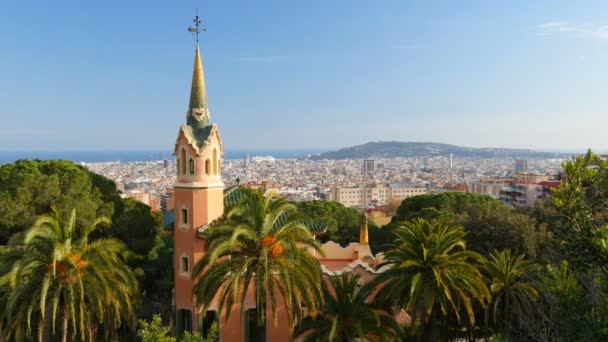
[[0, 150, 326, 164]]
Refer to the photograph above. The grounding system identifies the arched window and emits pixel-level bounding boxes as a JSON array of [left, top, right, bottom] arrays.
[[180, 148, 186, 175], [189, 158, 195, 175], [205, 159, 211, 175], [175, 157, 180, 176], [212, 149, 218, 175]]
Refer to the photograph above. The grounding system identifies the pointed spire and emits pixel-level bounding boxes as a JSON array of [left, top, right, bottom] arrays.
[[359, 212, 369, 245], [189, 46, 207, 111]]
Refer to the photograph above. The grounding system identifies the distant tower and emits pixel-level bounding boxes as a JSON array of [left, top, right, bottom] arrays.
[[243, 152, 251, 167], [449, 153, 453, 169], [423, 156, 430, 169], [163, 152, 169, 169], [515, 159, 528, 173], [173, 15, 224, 334], [363, 159, 376, 174]]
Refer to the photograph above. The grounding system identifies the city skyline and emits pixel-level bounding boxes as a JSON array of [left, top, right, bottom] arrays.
[[1, 0, 608, 151]]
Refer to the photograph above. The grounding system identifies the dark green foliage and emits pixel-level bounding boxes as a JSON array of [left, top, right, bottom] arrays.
[[0, 207, 139, 341], [550, 151, 608, 271], [113, 198, 158, 255], [518, 151, 608, 340], [365, 219, 489, 341], [0, 160, 119, 244], [139, 230, 175, 321], [483, 249, 539, 338], [293, 273, 400, 341], [535, 262, 608, 341], [296, 200, 362, 245], [0, 159, 171, 321], [391, 192, 545, 259]]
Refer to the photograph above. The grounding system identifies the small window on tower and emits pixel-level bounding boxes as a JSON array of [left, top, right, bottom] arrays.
[[205, 159, 211, 175], [181, 256, 189, 273], [181, 208, 188, 225], [180, 148, 187, 175], [212, 149, 218, 176], [189, 159, 195, 175]]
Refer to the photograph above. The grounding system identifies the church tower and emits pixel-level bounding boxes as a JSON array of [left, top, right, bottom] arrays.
[[173, 41, 224, 333]]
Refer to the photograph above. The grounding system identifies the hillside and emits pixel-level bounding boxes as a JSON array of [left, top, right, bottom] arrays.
[[310, 141, 568, 160]]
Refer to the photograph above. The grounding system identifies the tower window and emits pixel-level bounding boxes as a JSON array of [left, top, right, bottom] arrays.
[[212, 149, 218, 176], [205, 159, 211, 175], [180, 148, 187, 175], [181, 208, 188, 225], [181, 256, 189, 273], [189, 158, 195, 175]]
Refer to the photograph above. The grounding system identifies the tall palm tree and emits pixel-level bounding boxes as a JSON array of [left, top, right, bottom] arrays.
[[484, 249, 539, 334], [193, 187, 324, 328], [0, 206, 138, 342], [293, 272, 400, 341], [364, 218, 489, 341]]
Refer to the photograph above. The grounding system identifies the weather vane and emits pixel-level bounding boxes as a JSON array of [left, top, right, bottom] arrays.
[[188, 10, 205, 44]]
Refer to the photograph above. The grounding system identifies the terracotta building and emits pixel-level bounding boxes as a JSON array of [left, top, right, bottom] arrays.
[[173, 43, 385, 341]]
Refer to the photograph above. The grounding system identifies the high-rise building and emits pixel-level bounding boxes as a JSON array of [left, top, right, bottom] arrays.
[[515, 159, 529, 173], [422, 156, 430, 170], [363, 159, 375, 174], [173, 44, 225, 334], [449, 153, 453, 169]]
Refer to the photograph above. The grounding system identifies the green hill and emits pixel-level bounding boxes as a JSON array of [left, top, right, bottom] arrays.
[[310, 141, 568, 159]]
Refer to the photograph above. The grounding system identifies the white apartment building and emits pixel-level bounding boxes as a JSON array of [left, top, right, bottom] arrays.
[[328, 183, 428, 208]]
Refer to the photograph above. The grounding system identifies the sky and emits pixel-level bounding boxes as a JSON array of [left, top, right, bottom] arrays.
[[1, 0, 607, 152]]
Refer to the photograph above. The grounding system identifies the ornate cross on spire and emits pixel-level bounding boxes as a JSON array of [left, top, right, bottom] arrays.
[[188, 11, 205, 44]]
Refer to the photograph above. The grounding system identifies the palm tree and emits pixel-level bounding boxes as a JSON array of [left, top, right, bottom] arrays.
[[364, 218, 489, 341], [0, 206, 138, 342], [193, 187, 324, 328], [293, 272, 400, 341], [484, 249, 539, 335]]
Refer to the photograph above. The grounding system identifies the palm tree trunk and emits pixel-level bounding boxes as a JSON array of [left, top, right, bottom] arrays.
[[42, 304, 54, 342], [37, 321, 44, 342], [416, 312, 427, 342], [504, 295, 510, 335], [61, 315, 68, 342], [87, 314, 94, 342]]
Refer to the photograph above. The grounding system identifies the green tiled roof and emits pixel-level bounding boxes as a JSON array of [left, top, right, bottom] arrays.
[[183, 46, 214, 148], [189, 46, 207, 112], [183, 124, 213, 150]]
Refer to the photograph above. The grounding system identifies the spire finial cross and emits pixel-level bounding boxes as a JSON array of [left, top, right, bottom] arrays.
[[188, 10, 205, 44]]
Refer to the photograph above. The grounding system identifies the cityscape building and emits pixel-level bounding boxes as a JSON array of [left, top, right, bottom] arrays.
[[328, 183, 427, 208], [498, 173, 559, 207], [363, 159, 376, 174], [515, 159, 529, 173], [468, 178, 513, 199]]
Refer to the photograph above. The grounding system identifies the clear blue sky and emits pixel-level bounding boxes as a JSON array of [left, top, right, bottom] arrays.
[[1, 0, 607, 152]]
